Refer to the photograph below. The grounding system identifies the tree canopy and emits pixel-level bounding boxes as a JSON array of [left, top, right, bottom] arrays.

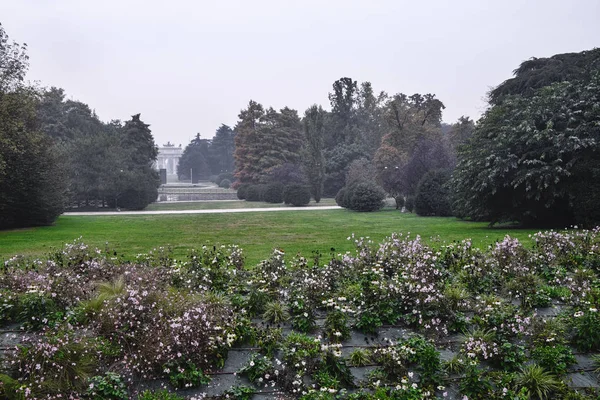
[[453, 49, 600, 227]]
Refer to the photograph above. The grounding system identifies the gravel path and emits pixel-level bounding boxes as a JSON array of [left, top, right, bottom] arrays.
[[63, 206, 341, 216]]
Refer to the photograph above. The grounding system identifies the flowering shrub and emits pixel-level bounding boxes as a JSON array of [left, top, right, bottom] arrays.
[[3, 228, 600, 399]]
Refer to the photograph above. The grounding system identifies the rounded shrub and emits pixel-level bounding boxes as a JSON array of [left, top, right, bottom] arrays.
[[345, 182, 385, 212], [335, 187, 348, 208], [283, 184, 311, 206], [219, 179, 231, 189], [415, 169, 452, 216], [215, 172, 234, 186], [245, 185, 264, 202], [263, 183, 284, 203], [237, 183, 250, 200]]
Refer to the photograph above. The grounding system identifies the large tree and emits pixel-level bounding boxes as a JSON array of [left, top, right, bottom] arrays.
[[233, 101, 303, 185], [0, 24, 66, 228], [373, 92, 446, 206], [208, 124, 235, 174], [453, 49, 600, 226], [116, 114, 159, 209], [178, 133, 211, 182]]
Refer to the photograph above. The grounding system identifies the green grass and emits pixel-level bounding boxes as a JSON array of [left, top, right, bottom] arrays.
[[0, 207, 541, 267], [144, 198, 337, 211]]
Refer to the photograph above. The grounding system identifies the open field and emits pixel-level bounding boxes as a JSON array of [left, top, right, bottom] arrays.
[[0, 206, 540, 266]]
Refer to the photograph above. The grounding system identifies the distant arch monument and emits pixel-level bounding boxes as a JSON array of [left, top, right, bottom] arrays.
[[156, 142, 183, 182]]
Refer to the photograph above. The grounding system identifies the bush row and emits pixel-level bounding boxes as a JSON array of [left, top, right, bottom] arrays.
[[237, 183, 311, 206]]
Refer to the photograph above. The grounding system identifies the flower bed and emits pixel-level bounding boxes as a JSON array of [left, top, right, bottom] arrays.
[[1, 228, 600, 399]]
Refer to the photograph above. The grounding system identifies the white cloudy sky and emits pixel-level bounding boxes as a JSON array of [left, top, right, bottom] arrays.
[[1, 0, 598, 146]]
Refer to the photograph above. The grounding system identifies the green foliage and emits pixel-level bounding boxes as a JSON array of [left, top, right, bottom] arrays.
[[219, 178, 231, 189], [237, 353, 275, 384], [453, 61, 600, 226], [245, 185, 264, 202], [87, 372, 128, 400], [234, 101, 303, 185], [414, 169, 452, 217], [459, 365, 493, 400], [178, 133, 211, 181], [222, 385, 256, 400], [344, 181, 385, 212], [303, 105, 325, 203], [17, 291, 60, 330], [515, 364, 561, 400], [283, 184, 311, 206], [335, 187, 348, 207], [137, 390, 186, 400], [262, 301, 289, 323], [404, 196, 415, 212], [236, 183, 250, 199], [348, 348, 371, 367], [263, 182, 284, 203], [571, 308, 600, 351], [323, 310, 351, 342], [531, 344, 576, 375], [164, 360, 211, 389]]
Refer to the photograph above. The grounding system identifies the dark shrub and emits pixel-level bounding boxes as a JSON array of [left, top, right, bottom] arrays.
[[219, 179, 231, 189], [405, 196, 415, 212], [245, 185, 264, 202], [283, 184, 311, 206], [215, 172, 234, 186], [395, 196, 405, 210], [237, 183, 250, 200], [335, 187, 347, 208], [263, 183, 284, 203], [345, 182, 385, 212], [415, 170, 452, 216]]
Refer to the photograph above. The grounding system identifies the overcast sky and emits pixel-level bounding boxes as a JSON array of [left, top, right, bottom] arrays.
[[1, 0, 598, 147]]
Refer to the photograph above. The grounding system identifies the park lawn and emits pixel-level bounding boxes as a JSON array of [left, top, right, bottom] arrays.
[[144, 198, 337, 211], [0, 208, 540, 267]]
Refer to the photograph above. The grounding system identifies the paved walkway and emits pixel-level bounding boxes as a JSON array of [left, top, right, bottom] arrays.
[[63, 206, 341, 216]]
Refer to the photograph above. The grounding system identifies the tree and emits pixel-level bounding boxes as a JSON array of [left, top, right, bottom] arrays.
[[302, 105, 325, 202], [233, 101, 303, 185], [414, 169, 452, 216], [452, 60, 600, 226], [117, 114, 159, 209], [234, 100, 265, 185], [208, 124, 235, 174], [373, 92, 446, 206], [178, 133, 211, 182], [0, 24, 66, 228]]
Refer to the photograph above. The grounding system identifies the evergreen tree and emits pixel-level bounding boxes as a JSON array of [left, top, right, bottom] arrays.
[[178, 133, 211, 182], [208, 124, 235, 174], [302, 105, 325, 202]]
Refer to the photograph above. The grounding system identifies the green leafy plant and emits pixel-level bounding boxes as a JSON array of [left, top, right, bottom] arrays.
[[164, 360, 211, 389], [262, 301, 289, 323], [254, 326, 282, 357], [222, 385, 256, 400], [137, 389, 186, 400], [571, 308, 600, 351], [87, 372, 128, 399], [237, 353, 276, 384], [459, 364, 493, 400], [515, 364, 561, 400], [348, 348, 371, 367], [323, 309, 351, 342], [532, 344, 576, 375]]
